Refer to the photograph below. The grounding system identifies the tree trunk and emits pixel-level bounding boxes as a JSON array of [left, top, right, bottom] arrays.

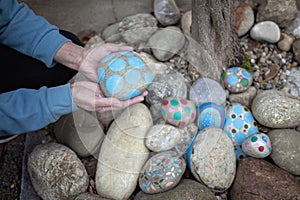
[[187, 0, 242, 82]]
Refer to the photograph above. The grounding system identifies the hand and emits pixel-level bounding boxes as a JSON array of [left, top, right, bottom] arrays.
[[78, 43, 133, 82], [70, 81, 148, 113]]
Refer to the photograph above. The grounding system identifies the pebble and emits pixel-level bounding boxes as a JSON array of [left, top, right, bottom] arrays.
[[268, 129, 300, 175], [102, 22, 122, 43], [187, 127, 236, 191], [293, 39, 300, 63], [196, 102, 226, 131], [54, 109, 104, 158], [277, 33, 294, 52], [28, 143, 89, 200], [161, 97, 196, 127], [95, 104, 152, 200], [119, 13, 158, 45], [250, 21, 281, 43], [154, 0, 181, 26], [223, 103, 259, 160], [231, 157, 300, 200], [284, 67, 300, 98], [148, 26, 186, 61], [221, 67, 253, 93], [98, 51, 154, 100], [189, 77, 227, 106], [181, 10, 192, 36], [241, 132, 272, 158], [139, 151, 186, 194], [252, 90, 300, 128], [228, 86, 257, 108], [145, 124, 182, 152], [146, 72, 187, 106]]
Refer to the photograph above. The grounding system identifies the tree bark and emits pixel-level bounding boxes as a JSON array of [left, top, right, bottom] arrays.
[[187, 0, 242, 82]]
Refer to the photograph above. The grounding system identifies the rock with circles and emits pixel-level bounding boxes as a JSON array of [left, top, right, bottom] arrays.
[[242, 133, 272, 158], [97, 51, 154, 100], [223, 103, 259, 160], [197, 102, 226, 131], [161, 97, 196, 127], [139, 151, 186, 194], [221, 67, 253, 93]]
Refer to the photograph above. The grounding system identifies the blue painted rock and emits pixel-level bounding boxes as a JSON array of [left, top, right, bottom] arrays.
[[161, 97, 197, 127], [197, 102, 226, 131], [139, 151, 186, 194], [242, 132, 272, 158], [186, 127, 236, 191], [221, 67, 253, 93], [98, 51, 154, 100], [223, 103, 259, 160]]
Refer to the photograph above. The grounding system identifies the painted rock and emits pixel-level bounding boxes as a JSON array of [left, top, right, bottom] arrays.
[[197, 102, 226, 131], [186, 127, 236, 191], [145, 124, 181, 152], [251, 90, 300, 128], [242, 133, 272, 158], [221, 67, 253, 93], [139, 151, 186, 194], [161, 97, 197, 127], [97, 51, 154, 100], [223, 103, 259, 160]]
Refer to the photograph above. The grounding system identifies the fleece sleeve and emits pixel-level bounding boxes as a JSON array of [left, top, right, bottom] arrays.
[[0, 0, 70, 67], [0, 84, 78, 136]]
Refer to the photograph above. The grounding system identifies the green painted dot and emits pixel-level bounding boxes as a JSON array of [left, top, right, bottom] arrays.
[[244, 124, 249, 129], [240, 78, 249, 87], [251, 136, 258, 142], [221, 72, 227, 81], [173, 112, 182, 121], [184, 107, 191, 114], [253, 121, 258, 126], [170, 99, 179, 106], [244, 107, 249, 112], [232, 114, 236, 119], [232, 129, 237, 134]]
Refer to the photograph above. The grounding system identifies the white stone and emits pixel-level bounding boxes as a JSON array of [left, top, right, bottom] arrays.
[[250, 21, 281, 43], [95, 103, 153, 200]]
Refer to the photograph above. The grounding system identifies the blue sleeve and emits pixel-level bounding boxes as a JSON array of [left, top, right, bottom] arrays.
[[0, 84, 78, 136], [0, 0, 70, 67]]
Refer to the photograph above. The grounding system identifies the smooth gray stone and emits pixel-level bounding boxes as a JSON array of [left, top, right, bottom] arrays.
[[229, 86, 257, 108], [250, 21, 281, 43], [236, 4, 254, 37], [269, 129, 300, 175], [75, 193, 110, 200], [181, 10, 192, 36], [154, 0, 180, 26], [102, 22, 122, 42], [135, 179, 217, 200]]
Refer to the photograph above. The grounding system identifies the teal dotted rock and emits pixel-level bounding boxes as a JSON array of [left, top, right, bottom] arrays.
[[221, 67, 253, 93], [161, 97, 197, 127], [98, 51, 154, 100]]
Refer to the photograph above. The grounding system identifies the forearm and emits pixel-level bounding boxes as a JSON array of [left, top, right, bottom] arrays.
[[54, 42, 85, 71]]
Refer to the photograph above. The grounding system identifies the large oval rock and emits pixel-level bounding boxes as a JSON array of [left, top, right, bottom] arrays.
[[187, 127, 236, 191], [154, 0, 181, 26], [189, 77, 226, 106], [268, 129, 300, 175], [146, 72, 187, 106], [256, 0, 298, 28], [54, 109, 104, 158], [139, 151, 186, 194], [252, 90, 300, 128], [148, 26, 186, 61], [119, 13, 158, 45], [95, 103, 153, 200], [145, 124, 181, 152], [235, 4, 255, 37], [231, 157, 300, 200], [28, 143, 89, 200], [98, 51, 154, 100], [135, 179, 217, 200], [250, 21, 281, 43]]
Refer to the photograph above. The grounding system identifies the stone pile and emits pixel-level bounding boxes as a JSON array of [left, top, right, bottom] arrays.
[[27, 0, 300, 199]]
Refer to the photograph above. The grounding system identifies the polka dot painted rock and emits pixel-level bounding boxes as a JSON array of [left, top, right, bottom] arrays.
[[161, 97, 196, 127], [139, 151, 186, 194], [197, 102, 226, 131], [223, 103, 259, 160], [242, 133, 272, 158], [186, 127, 236, 191], [98, 51, 154, 100], [221, 67, 253, 93]]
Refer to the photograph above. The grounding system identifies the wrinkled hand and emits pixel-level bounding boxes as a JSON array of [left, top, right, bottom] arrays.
[[78, 43, 133, 82], [70, 81, 148, 113]]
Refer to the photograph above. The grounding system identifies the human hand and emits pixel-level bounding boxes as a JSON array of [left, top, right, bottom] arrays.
[[78, 43, 133, 82], [70, 81, 148, 113]]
